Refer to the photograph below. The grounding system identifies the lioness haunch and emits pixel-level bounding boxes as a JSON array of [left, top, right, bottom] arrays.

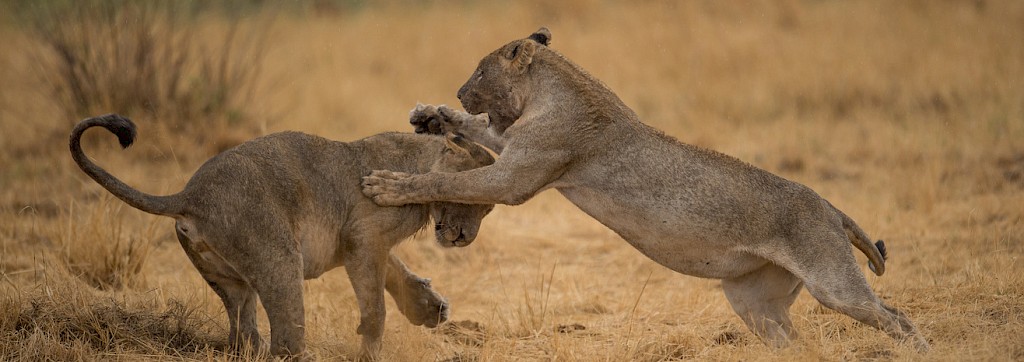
[[363, 28, 930, 352], [70, 114, 495, 359]]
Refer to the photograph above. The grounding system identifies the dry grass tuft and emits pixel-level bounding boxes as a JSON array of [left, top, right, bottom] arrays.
[[0, 268, 233, 361], [56, 195, 157, 290]]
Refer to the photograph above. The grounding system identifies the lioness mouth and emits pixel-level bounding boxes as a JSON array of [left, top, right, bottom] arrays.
[[451, 236, 468, 247], [436, 222, 469, 247]]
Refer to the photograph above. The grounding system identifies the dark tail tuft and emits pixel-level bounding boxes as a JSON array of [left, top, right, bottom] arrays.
[[94, 114, 137, 148], [875, 240, 888, 261]]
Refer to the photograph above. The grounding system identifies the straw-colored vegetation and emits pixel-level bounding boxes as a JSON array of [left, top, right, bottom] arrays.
[[2, 1, 1022, 360]]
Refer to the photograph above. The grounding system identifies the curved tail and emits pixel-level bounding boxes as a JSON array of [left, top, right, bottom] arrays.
[[827, 201, 887, 276], [69, 114, 182, 217]]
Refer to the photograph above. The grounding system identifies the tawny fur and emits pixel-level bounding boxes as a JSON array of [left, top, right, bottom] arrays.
[[364, 28, 929, 352], [70, 114, 495, 360]]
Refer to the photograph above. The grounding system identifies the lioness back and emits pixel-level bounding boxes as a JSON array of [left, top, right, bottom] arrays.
[[183, 131, 447, 214], [181, 132, 368, 219], [179, 132, 444, 263]]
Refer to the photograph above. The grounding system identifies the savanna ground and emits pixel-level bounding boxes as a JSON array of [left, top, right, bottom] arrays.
[[1, 1, 1023, 361]]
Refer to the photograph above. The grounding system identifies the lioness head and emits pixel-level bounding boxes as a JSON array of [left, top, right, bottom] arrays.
[[428, 133, 496, 247], [457, 27, 551, 135]]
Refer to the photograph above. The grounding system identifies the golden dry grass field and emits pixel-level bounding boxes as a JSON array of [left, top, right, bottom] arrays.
[[2, 1, 1023, 361]]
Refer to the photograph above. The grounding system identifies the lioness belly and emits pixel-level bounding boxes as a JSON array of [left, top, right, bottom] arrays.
[[295, 214, 344, 279], [625, 237, 767, 279], [557, 187, 767, 280]]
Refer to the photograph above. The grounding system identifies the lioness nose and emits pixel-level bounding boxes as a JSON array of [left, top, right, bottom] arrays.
[[457, 84, 466, 100], [454, 231, 468, 246]]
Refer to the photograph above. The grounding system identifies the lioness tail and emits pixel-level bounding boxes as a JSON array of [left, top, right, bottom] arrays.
[[827, 202, 887, 276], [69, 114, 182, 217]]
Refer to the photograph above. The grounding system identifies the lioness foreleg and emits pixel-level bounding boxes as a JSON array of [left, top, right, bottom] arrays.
[[343, 243, 389, 359], [722, 263, 803, 347], [384, 253, 449, 328], [362, 143, 570, 206]]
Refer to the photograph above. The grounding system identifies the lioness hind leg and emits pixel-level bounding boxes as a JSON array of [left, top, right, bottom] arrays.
[[793, 237, 930, 352], [384, 253, 449, 328], [206, 278, 261, 351], [240, 241, 307, 358], [722, 263, 803, 348], [804, 272, 929, 351], [176, 228, 263, 351]]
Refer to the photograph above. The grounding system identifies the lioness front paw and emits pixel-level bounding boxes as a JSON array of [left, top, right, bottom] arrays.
[[410, 103, 467, 135], [436, 105, 464, 123], [361, 170, 415, 206], [398, 278, 450, 328], [410, 103, 446, 134]]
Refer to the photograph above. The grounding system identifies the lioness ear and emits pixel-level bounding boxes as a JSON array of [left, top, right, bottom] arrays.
[[528, 27, 551, 46], [510, 40, 537, 72], [443, 132, 471, 156]]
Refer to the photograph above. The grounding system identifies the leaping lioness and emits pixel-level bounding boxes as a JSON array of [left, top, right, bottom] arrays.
[[362, 28, 929, 351]]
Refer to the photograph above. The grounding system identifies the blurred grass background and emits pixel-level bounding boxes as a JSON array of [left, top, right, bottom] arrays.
[[1, 0, 1022, 360]]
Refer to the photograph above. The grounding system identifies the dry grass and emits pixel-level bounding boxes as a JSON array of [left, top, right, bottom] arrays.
[[2, 1, 1023, 361], [11, 0, 270, 153]]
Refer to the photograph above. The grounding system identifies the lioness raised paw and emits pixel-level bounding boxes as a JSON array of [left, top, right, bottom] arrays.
[[409, 103, 474, 136], [410, 103, 449, 135]]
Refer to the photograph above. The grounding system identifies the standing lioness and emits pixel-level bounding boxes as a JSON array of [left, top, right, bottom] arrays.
[[70, 114, 496, 359], [362, 28, 929, 351]]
